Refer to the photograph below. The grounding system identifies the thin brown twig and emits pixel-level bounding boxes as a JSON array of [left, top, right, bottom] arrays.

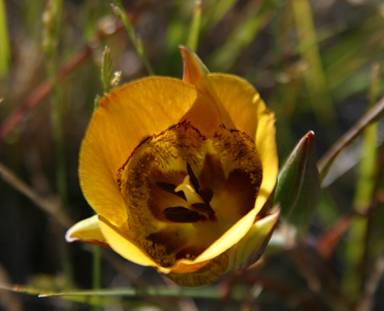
[[315, 212, 356, 260], [318, 96, 384, 182], [0, 161, 72, 227], [316, 147, 384, 265], [356, 256, 384, 311], [0, 44, 93, 139]]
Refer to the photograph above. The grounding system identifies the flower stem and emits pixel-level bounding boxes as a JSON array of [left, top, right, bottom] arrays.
[[187, 0, 202, 51], [91, 246, 101, 311]]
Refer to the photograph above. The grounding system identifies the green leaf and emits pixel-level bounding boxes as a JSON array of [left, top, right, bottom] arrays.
[[274, 131, 320, 230]]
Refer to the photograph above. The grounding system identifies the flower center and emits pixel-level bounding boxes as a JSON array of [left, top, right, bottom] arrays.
[[117, 121, 262, 267]]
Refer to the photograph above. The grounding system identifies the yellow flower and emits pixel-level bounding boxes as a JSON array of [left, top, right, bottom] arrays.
[[66, 47, 279, 286]]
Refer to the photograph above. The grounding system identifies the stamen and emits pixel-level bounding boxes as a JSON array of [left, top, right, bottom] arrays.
[[164, 206, 205, 223], [199, 188, 213, 203], [190, 202, 216, 221], [187, 162, 200, 192], [174, 175, 204, 205]]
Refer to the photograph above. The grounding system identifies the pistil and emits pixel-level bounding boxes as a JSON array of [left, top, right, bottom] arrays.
[[175, 174, 204, 205]]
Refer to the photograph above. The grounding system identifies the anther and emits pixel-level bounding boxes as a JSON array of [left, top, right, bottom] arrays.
[[164, 206, 205, 223], [186, 162, 200, 192], [200, 188, 213, 203]]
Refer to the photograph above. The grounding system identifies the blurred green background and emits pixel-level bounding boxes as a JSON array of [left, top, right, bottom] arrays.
[[1, 0, 384, 310]]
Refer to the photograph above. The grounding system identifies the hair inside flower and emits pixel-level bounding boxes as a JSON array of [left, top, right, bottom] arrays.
[[117, 121, 262, 268]]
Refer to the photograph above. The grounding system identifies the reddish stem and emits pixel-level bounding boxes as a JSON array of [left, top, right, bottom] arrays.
[[0, 3, 146, 140], [0, 46, 92, 139]]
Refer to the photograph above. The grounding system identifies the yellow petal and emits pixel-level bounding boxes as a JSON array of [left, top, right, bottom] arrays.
[[80, 77, 197, 227], [168, 206, 266, 269], [254, 99, 279, 206], [226, 209, 280, 272], [168, 260, 209, 274], [168, 211, 279, 286], [99, 216, 165, 270], [207, 73, 259, 138], [65, 215, 106, 245], [179, 47, 234, 134], [167, 93, 278, 267], [178, 205, 261, 265]]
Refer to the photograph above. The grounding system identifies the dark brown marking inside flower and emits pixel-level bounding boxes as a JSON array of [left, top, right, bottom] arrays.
[[118, 121, 262, 267], [155, 181, 187, 200]]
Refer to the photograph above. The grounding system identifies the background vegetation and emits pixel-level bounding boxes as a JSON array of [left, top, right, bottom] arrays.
[[1, 0, 384, 310]]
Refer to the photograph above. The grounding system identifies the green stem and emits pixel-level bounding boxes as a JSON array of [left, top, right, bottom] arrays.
[[92, 246, 101, 311], [43, 0, 73, 288], [112, 1, 154, 75], [40, 286, 252, 301], [0, 0, 9, 78], [92, 246, 101, 290], [344, 64, 381, 300]]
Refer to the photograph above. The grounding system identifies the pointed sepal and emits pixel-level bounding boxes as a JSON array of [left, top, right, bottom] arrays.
[[65, 215, 107, 246], [274, 131, 320, 230], [179, 45, 209, 84]]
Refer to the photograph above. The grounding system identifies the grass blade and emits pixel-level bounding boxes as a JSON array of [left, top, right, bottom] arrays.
[[203, 0, 237, 29], [42, 0, 74, 289], [0, 284, 255, 302], [209, 0, 277, 71], [354, 64, 381, 209], [291, 0, 333, 125], [186, 0, 202, 51], [344, 64, 381, 298], [0, 0, 10, 78]]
